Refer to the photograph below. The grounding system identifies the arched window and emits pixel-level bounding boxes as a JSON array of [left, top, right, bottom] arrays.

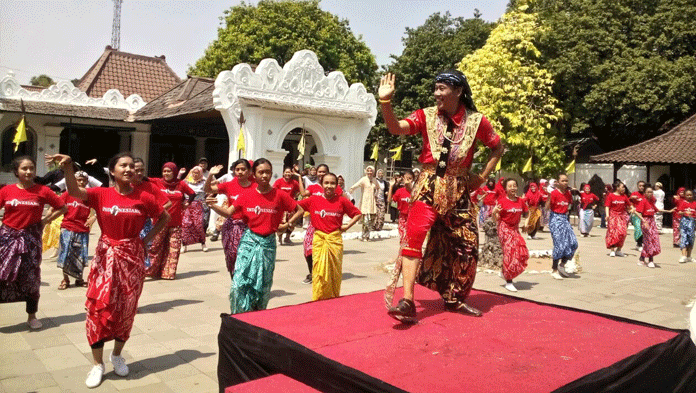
[[2, 123, 36, 171]]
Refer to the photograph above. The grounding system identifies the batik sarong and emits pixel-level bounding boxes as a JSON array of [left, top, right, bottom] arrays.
[[85, 236, 145, 345], [41, 216, 62, 252], [549, 211, 578, 260], [498, 221, 528, 281], [303, 223, 315, 257], [230, 229, 277, 314], [312, 230, 343, 301], [524, 206, 541, 235], [0, 224, 42, 304], [479, 204, 493, 227], [606, 212, 629, 249], [374, 197, 386, 231], [57, 229, 89, 279], [361, 214, 376, 240], [579, 208, 595, 234], [673, 214, 681, 245], [145, 226, 182, 279], [541, 206, 550, 227], [181, 199, 206, 246], [221, 218, 247, 275], [679, 217, 695, 249], [385, 214, 409, 308], [140, 218, 153, 268], [631, 214, 643, 242], [640, 217, 661, 258]]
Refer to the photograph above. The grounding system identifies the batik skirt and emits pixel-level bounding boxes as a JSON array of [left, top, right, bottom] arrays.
[[679, 217, 695, 249], [640, 217, 661, 259], [85, 236, 145, 345], [0, 224, 42, 304], [230, 230, 277, 314], [630, 214, 643, 241], [41, 216, 62, 252], [303, 223, 315, 257], [549, 211, 578, 261], [181, 199, 206, 246], [385, 214, 409, 308], [524, 206, 541, 235], [606, 212, 629, 249], [221, 218, 247, 275], [498, 221, 528, 281], [673, 215, 681, 245], [312, 230, 343, 301], [57, 229, 89, 279], [145, 226, 182, 279], [579, 208, 595, 234], [374, 197, 386, 231], [479, 204, 494, 227]]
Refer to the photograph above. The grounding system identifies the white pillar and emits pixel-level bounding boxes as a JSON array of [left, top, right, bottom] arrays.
[[132, 130, 151, 164], [311, 153, 341, 173], [265, 149, 289, 181]]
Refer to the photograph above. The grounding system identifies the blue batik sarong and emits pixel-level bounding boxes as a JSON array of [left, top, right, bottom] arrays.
[[139, 218, 153, 267], [57, 229, 89, 279], [679, 216, 695, 249], [230, 229, 277, 314], [549, 211, 578, 260], [578, 208, 594, 234]]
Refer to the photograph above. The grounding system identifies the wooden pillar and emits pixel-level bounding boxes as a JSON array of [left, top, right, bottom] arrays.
[[613, 162, 621, 181]]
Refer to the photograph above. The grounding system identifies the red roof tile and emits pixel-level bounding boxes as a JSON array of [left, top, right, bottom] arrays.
[[591, 113, 696, 164], [77, 46, 181, 102]]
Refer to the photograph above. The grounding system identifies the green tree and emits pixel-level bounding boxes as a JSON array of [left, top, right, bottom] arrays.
[[29, 74, 54, 87], [369, 11, 494, 158], [189, 0, 377, 88], [458, 1, 565, 177]]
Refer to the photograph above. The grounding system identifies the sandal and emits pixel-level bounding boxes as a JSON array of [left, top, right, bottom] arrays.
[[75, 279, 88, 288], [58, 279, 70, 290]]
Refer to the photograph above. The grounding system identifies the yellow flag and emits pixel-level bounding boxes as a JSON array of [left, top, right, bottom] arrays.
[[495, 158, 501, 172], [236, 125, 246, 155], [297, 129, 306, 160], [13, 116, 27, 152], [522, 156, 533, 173], [389, 145, 403, 161], [565, 159, 576, 174], [370, 143, 379, 161]]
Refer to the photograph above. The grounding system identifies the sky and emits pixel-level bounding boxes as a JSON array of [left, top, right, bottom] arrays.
[[0, 0, 508, 86]]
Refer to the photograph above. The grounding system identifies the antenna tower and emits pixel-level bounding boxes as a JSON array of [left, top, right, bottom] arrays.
[[111, 0, 123, 50]]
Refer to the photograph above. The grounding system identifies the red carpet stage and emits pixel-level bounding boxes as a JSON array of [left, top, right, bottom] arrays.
[[219, 288, 696, 393]]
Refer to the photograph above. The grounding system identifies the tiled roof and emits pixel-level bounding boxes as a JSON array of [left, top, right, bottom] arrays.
[[591, 113, 696, 164], [0, 98, 129, 121], [132, 76, 216, 121], [78, 46, 181, 102]]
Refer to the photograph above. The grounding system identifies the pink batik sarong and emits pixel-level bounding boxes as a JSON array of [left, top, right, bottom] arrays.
[[498, 220, 528, 281]]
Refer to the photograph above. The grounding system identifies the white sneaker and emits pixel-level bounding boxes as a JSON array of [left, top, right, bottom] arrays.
[[638, 246, 643, 252], [609, 251, 616, 257], [527, 235, 532, 240], [647, 262, 656, 268], [637, 261, 647, 267], [182, 246, 187, 253], [85, 364, 104, 388], [551, 271, 564, 280], [202, 244, 208, 252], [679, 256, 688, 263], [615, 251, 626, 257], [110, 352, 129, 376], [504, 283, 518, 292]]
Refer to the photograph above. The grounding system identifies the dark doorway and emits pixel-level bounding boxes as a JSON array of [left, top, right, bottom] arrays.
[[205, 137, 230, 172], [59, 126, 124, 165], [148, 134, 196, 176]]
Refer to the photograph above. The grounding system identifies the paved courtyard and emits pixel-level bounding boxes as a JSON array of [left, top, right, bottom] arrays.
[[1, 221, 694, 392]]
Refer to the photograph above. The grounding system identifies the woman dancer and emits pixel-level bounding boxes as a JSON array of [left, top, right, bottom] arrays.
[[605, 180, 632, 257], [524, 182, 543, 239], [676, 190, 696, 263], [653, 182, 666, 232], [56, 171, 95, 289], [384, 170, 414, 307], [296, 173, 361, 300], [672, 187, 686, 248], [208, 159, 303, 314], [387, 172, 402, 222], [635, 185, 662, 268], [629, 181, 646, 251], [578, 184, 599, 237], [0, 156, 66, 329], [205, 159, 255, 279], [546, 174, 578, 279], [374, 169, 388, 231], [47, 152, 169, 388], [338, 175, 354, 204], [540, 179, 553, 232], [133, 158, 170, 267], [493, 178, 529, 291], [273, 166, 303, 244], [181, 166, 208, 253], [146, 162, 195, 280], [475, 179, 498, 226], [350, 166, 379, 242]]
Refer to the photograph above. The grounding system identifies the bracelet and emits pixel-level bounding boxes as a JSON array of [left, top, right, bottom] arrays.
[[378, 99, 391, 104]]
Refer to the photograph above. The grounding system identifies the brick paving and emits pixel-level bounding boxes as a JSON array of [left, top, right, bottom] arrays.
[[1, 221, 693, 392]]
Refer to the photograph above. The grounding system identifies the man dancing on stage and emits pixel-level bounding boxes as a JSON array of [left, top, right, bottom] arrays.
[[379, 70, 503, 322]]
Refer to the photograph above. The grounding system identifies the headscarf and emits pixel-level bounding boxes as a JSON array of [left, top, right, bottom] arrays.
[[583, 184, 591, 193], [162, 162, 179, 189], [434, 70, 477, 111], [525, 182, 542, 206], [677, 187, 686, 198]]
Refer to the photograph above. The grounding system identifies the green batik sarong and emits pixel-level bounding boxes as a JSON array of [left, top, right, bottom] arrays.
[[230, 229, 277, 314], [631, 214, 643, 241]]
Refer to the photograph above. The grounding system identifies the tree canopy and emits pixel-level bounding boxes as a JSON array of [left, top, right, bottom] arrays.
[[29, 74, 54, 87], [189, 0, 377, 88], [459, 2, 565, 177]]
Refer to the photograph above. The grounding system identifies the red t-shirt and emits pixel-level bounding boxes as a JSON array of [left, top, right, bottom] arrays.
[[629, 191, 644, 208], [477, 187, 498, 206], [298, 195, 361, 234], [605, 193, 631, 214], [134, 179, 169, 207], [580, 192, 599, 210], [403, 105, 500, 166], [218, 178, 256, 220], [0, 184, 64, 230], [273, 177, 300, 198], [233, 188, 297, 236], [392, 187, 412, 215], [677, 200, 696, 218], [549, 189, 572, 214], [151, 179, 195, 227], [497, 196, 528, 226], [60, 193, 91, 233], [636, 198, 657, 218], [86, 187, 164, 240], [306, 184, 344, 197]]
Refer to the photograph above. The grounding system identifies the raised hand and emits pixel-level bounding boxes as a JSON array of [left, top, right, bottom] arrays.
[[85, 158, 98, 165], [378, 73, 396, 101], [210, 165, 223, 176], [179, 168, 187, 176], [45, 154, 72, 169], [205, 195, 218, 207]]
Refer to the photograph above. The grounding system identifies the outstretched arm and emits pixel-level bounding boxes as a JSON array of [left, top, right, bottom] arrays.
[[379, 73, 411, 135], [204, 165, 223, 193]]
